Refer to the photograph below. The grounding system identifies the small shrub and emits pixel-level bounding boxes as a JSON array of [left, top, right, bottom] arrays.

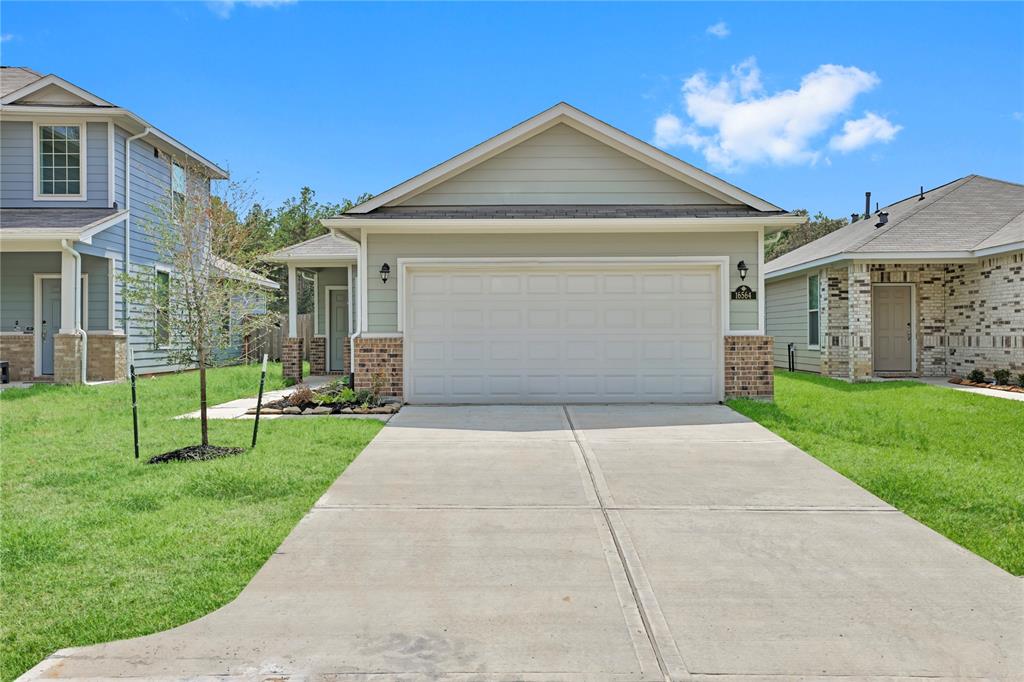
[[1017, 374, 1024, 388], [340, 386, 356, 403], [993, 369, 1011, 386], [287, 384, 315, 406], [967, 369, 986, 383], [354, 389, 372, 405], [370, 371, 387, 404]]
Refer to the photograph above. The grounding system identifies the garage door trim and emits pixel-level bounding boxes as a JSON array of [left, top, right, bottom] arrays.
[[399, 257, 730, 403]]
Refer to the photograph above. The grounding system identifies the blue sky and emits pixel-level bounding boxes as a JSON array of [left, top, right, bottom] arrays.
[[3, 1, 1023, 215]]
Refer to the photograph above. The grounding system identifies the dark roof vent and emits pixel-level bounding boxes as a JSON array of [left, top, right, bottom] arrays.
[[875, 211, 889, 228], [918, 185, 925, 201], [850, 212, 860, 223], [864, 191, 871, 219]]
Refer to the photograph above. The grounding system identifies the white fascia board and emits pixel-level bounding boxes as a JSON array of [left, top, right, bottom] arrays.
[[974, 240, 1024, 257], [0, 74, 114, 106], [347, 102, 782, 214], [764, 249, 999, 280], [324, 215, 803, 233], [0, 210, 128, 246], [0, 105, 228, 179], [262, 257, 358, 267]]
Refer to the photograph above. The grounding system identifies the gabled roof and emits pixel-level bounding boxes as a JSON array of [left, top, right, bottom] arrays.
[[342, 102, 782, 215], [766, 175, 1024, 278], [210, 255, 279, 291], [263, 233, 360, 264], [0, 66, 228, 179], [0, 207, 129, 243]]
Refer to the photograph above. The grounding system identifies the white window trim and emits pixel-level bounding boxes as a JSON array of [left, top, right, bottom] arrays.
[[33, 121, 88, 201], [154, 265, 172, 350], [807, 272, 821, 350]]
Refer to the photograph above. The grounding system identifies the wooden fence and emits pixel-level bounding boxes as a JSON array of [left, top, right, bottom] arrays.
[[243, 313, 312, 363]]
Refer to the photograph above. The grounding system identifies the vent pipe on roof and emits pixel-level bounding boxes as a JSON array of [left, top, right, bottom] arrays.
[[864, 192, 871, 220], [875, 211, 889, 228], [851, 213, 860, 223], [919, 185, 925, 201]]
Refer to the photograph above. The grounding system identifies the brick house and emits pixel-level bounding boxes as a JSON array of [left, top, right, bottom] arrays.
[[765, 175, 1023, 380], [264, 103, 805, 403]]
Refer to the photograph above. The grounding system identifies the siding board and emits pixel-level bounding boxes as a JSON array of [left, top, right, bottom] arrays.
[[766, 273, 821, 372]]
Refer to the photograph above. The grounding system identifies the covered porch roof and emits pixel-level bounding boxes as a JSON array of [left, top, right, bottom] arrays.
[[263, 232, 359, 267], [0, 207, 129, 245]]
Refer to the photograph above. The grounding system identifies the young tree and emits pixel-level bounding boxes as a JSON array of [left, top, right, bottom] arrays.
[[123, 159, 278, 448]]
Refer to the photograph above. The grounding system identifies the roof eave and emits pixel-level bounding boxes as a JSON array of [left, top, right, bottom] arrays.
[[324, 214, 804, 233]]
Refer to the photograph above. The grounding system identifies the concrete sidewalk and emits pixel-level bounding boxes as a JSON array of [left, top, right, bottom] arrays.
[[23, 405, 1023, 681]]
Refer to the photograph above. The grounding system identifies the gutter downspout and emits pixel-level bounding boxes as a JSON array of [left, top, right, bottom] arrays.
[[60, 239, 87, 383], [124, 128, 151, 370]]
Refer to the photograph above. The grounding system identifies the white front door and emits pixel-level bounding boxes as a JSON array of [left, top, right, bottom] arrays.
[[403, 263, 722, 404]]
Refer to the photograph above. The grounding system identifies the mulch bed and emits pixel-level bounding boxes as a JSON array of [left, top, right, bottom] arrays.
[[949, 378, 1024, 394], [147, 445, 246, 464]]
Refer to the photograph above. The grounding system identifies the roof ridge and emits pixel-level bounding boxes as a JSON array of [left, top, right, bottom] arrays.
[[848, 175, 975, 252]]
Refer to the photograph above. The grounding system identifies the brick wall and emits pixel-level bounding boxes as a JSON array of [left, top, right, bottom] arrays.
[[945, 252, 1024, 375], [724, 335, 774, 399], [54, 333, 83, 385], [848, 264, 873, 380], [310, 336, 327, 374], [822, 266, 850, 378], [282, 337, 304, 384], [354, 336, 403, 399], [87, 334, 127, 382], [0, 334, 35, 382]]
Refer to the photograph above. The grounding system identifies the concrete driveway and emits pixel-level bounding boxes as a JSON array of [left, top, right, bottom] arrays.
[[25, 406, 1022, 681]]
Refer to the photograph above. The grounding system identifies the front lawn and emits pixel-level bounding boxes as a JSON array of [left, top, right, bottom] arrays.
[[729, 371, 1024, 575], [0, 364, 383, 681]]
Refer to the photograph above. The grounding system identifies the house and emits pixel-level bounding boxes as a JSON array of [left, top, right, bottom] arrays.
[[0, 67, 276, 384], [266, 103, 804, 403], [765, 175, 1023, 380]]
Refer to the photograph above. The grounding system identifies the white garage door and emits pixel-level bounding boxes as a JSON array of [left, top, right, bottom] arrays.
[[404, 263, 722, 404]]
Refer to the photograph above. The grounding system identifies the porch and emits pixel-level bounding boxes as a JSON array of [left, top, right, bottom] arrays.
[[264, 233, 360, 384], [0, 249, 126, 385]]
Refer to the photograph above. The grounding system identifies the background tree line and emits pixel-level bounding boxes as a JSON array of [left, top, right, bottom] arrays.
[[764, 209, 849, 262], [215, 187, 372, 314]]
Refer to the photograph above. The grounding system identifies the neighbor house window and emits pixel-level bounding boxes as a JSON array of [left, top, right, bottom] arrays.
[[155, 269, 171, 347], [808, 274, 821, 348], [172, 162, 186, 215], [38, 124, 83, 197]]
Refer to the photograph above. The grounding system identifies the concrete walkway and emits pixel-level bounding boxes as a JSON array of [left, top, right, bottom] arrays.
[[24, 406, 1022, 681]]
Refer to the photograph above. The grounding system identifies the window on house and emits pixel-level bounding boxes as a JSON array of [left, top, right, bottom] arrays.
[[39, 125, 83, 196], [808, 274, 821, 348], [172, 162, 186, 214], [155, 269, 171, 347]]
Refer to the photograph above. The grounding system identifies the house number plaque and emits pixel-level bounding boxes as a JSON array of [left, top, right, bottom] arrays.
[[731, 285, 756, 300]]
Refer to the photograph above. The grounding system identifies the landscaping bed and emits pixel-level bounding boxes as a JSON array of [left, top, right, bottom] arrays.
[[949, 371, 1024, 394], [251, 378, 400, 416]]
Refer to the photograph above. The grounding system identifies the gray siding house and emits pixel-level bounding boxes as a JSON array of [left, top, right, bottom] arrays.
[[268, 103, 804, 403], [0, 67, 274, 384], [765, 175, 1023, 380]]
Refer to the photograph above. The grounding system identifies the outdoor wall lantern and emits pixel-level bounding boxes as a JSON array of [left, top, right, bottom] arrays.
[[736, 260, 749, 281], [379, 262, 391, 284]]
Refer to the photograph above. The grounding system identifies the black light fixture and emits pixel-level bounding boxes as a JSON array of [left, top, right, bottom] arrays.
[[736, 260, 749, 281], [379, 262, 391, 284]]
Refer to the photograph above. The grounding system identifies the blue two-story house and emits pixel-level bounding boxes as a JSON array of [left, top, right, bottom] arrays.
[[0, 67, 274, 384]]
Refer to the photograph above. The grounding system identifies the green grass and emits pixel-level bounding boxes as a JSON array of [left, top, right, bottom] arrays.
[[728, 371, 1024, 576], [0, 364, 383, 680]]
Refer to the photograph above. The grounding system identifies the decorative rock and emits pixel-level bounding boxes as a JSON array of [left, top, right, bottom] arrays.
[[262, 408, 283, 414], [283, 406, 302, 415], [369, 406, 394, 414], [340, 407, 354, 414], [302, 408, 316, 415], [311, 406, 332, 415]]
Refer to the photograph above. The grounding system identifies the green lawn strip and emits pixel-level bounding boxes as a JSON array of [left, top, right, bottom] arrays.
[[728, 371, 1024, 576], [0, 364, 382, 681]]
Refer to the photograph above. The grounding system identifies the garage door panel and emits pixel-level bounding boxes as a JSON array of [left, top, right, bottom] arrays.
[[405, 264, 721, 403]]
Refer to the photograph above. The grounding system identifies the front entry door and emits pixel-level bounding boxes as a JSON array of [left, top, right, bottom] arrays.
[[329, 290, 348, 372], [872, 285, 912, 372], [40, 278, 61, 375]]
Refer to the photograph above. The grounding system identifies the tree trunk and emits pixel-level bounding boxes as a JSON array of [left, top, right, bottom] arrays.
[[199, 352, 209, 447]]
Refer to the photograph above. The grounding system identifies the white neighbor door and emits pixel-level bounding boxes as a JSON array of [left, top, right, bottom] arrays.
[[404, 263, 722, 404]]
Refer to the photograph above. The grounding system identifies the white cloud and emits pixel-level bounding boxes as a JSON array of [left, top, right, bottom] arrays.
[[207, 0, 296, 19], [0, 34, 15, 43], [706, 21, 730, 38], [653, 57, 901, 169], [829, 112, 902, 152]]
